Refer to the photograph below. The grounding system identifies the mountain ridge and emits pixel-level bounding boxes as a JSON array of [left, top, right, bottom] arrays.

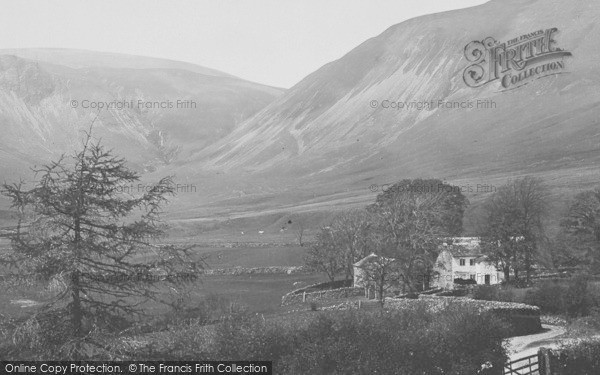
[[191, 0, 599, 179], [0, 50, 284, 182]]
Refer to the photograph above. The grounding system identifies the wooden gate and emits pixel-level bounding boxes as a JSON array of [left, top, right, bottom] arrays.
[[504, 353, 539, 375]]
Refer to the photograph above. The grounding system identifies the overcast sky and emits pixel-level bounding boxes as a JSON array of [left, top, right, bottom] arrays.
[[1, 0, 488, 88]]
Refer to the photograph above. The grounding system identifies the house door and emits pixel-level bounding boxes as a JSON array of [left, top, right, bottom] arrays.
[[485, 275, 491, 285]]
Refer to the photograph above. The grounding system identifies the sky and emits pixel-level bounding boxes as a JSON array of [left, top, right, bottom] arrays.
[[0, 0, 489, 88]]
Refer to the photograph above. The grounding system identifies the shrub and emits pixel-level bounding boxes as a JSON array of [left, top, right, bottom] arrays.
[[473, 285, 518, 303], [551, 339, 600, 374], [497, 288, 518, 302], [473, 285, 499, 301], [565, 274, 591, 317], [522, 276, 600, 317], [506, 278, 530, 288], [454, 278, 477, 285], [489, 307, 541, 336], [566, 311, 600, 335], [524, 280, 566, 315], [209, 304, 509, 374], [210, 311, 294, 363], [437, 289, 470, 297]]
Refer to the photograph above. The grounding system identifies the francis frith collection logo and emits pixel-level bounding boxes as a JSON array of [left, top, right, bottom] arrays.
[[463, 28, 572, 90]]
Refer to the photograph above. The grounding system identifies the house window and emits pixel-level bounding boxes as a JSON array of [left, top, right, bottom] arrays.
[[470, 274, 476, 280], [459, 259, 465, 266], [469, 259, 475, 266]]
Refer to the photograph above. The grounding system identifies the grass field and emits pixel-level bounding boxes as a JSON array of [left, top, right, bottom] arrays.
[[0, 273, 328, 320], [194, 273, 327, 313], [0, 242, 325, 323], [194, 245, 307, 268]]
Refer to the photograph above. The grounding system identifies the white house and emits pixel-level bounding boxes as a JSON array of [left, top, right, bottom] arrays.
[[433, 237, 504, 289]]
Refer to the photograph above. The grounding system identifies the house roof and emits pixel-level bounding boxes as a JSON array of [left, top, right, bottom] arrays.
[[444, 244, 482, 257], [438, 237, 483, 257], [353, 253, 395, 267]]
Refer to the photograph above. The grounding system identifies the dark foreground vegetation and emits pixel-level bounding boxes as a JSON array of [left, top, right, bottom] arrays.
[[2, 303, 508, 374], [473, 275, 600, 318], [207, 306, 508, 374], [552, 340, 600, 375]]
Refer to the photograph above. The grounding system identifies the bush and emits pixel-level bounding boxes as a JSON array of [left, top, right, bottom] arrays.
[[209, 305, 509, 374], [505, 278, 530, 288], [524, 280, 567, 315], [566, 311, 600, 335], [522, 276, 600, 317], [473, 285, 499, 301], [473, 285, 517, 303], [565, 274, 592, 317], [551, 339, 600, 374], [152, 293, 246, 330], [454, 278, 477, 285], [437, 289, 469, 297], [497, 288, 518, 302]]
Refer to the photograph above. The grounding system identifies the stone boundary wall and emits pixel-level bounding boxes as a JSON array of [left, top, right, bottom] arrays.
[[281, 286, 364, 306], [191, 242, 309, 248], [199, 266, 309, 276], [418, 294, 540, 311]]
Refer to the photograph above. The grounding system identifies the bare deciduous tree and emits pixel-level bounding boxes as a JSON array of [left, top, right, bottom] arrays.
[[369, 189, 448, 292], [295, 220, 305, 247], [304, 227, 344, 282], [329, 209, 372, 281], [479, 176, 548, 283], [559, 187, 600, 271], [358, 255, 402, 305]]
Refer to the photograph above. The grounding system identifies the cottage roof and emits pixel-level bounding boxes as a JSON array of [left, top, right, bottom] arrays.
[[438, 237, 483, 257], [443, 244, 483, 257], [353, 253, 395, 267]]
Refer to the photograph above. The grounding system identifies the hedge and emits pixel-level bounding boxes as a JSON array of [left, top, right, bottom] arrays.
[[546, 339, 600, 374], [387, 295, 541, 336]]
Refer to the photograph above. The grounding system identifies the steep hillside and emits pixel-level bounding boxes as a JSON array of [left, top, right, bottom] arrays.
[[0, 50, 283, 180], [170, 0, 599, 230], [197, 0, 599, 179]]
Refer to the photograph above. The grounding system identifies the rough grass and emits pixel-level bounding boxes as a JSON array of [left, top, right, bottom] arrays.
[[193, 245, 308, 268], [0, 264, 327, 324]]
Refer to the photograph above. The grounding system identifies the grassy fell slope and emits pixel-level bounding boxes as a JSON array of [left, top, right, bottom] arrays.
[[168, 0, 599, 235]]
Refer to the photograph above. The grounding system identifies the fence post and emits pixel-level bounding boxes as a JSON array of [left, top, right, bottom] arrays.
[[538, 347, 552, 375], [358, 300, 362, 309], [303, 291, 306, 303]]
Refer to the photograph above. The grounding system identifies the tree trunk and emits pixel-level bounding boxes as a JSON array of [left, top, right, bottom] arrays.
[[378, 274, 385, 306], [345, 259, 352, 281], [71, 270, 82, 336], [525, 245, 532, 284], [73, 201, 83, 336], [513, 252, 520, 281]]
